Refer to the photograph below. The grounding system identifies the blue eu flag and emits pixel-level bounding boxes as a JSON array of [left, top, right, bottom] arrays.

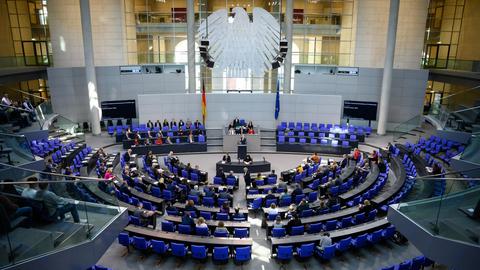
[[275, 80, 280, 120]]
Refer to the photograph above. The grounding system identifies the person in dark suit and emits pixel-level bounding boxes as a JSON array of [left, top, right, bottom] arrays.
[[264, 190, 276, 201], [155, 120, 162, 128], [194, 120, 201, 129], [239, 134, 247, 145], [222, 153, 231, 163], [243, 167, 251, 187], [170, 119, 177, 127], [285, 214, 302, 234], [123, 149, 132, 163], [290, 184, 303, 199], [244, 154, 252, 164], [178, 119, 185, 127], [216, 168, 226, 184], [181, 212, 195, 228], [340, 154, 349, 169], [163, 119, 169, 128], [232, 117, 240, 128], [146, 120, 154, 129]]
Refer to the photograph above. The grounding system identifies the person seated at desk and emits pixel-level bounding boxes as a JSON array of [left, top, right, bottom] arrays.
[[285, 214, 302, 234], [227, 170, 236, 181], [203, 185, 216, 199], [317, 200, 328, 212], [359, 199, 373, 213], [163, 119, 169, 128], [104, 168, 114, 180], [145, 151, 154, 167], [196, 216, 208, 229], [215, 221, 229, 235], [266, 203, 278, 216], [123, 149, 133, 163], [165, 136, 173, 144], [182, 211, 195, 228], [220, 201, 230, 213], [296, 164, 304, 174], [134, 202, 156, 229], [179, 119, 185, 127], [147, 120, 154, 129], [170, 119, 177, 128], [273, 216, 283, 228], [310, 152, 320, 164], [255, 173, 263, 181], [155, 119, 162, 128], [378, 158, 387, 173], [147, 129, 155, 139], [268, 170, 277, 179], [265, 190, 276, 201], [232, 207, 245, 221], [194, 120, 201, 129], [296, 199, 310, 214], [188, 131, 194, 143], [190, 185, 203, 198], [185, 199, 198, 213], [247, 121, 254, 130], [351, 169, 362, 187], [222, 153, 231, 163], [326, 194, 339, 208], [186, 119, 192, 129], [218, 188, 233, 202], [290, 184, 303, 199], [317, 233, 332, 252], [157, 178, 167, 191], [277, 179, 287, 191], [279, 190, 290, 201], [247, 127, 255, 134], [244, 155, 253, 165], [216, 168, 227, 184], [35, 182, 80, 223], [232, 117, 240, 128], [369, 150, 378, 165]]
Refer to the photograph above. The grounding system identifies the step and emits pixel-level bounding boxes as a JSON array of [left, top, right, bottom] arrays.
[[261, 137, 276, 140]]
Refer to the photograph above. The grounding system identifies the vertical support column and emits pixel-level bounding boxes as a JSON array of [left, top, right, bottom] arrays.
[[377, 0, 400, 135], [79, 0, 101, 135], [187, 0, 196, 93], [283, 0, 293, 94]]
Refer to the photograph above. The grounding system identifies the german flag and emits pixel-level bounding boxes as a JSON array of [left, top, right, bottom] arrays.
[[201, 79, 207, 125]]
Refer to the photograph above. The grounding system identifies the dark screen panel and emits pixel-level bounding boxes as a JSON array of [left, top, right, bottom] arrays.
[[101, 100, 137, 119], [343, 100, 378, 121]]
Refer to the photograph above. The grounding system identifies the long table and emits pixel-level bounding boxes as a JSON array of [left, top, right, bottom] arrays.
[[125, 225, 253, 248], [339, 164, 380, 203], [277, 143, 351, 155], [128, 143, 207, 155], [173, 202, 249, 216], [216, 161, 271, 174], [300, 160, 356, 188], [164, 215, 251, 231], [270, 218, 390, 255]]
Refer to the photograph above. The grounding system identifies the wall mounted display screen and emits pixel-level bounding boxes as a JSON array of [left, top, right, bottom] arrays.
[[343, 100, 378, 121], [101, 100, 137, 119]]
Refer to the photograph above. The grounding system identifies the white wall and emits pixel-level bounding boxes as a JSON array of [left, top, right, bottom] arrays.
[[48, 0, 126, 67], [48, 66, 186, 122], [138, 93, 343, 129], [294, 67, 428, 129], [354, 0, 428, 69]]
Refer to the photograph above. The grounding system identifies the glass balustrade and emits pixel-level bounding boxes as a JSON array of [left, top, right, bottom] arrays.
[[0, 132, 35, 166], [0, 164, 125, 268], [393, 180, 480, 246], [391, 115, 423, 141]]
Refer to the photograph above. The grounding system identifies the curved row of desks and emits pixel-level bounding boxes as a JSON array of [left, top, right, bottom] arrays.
[[339, 165, 380, 203], [125, 225, 253, 248], [371, 156, 406, 206], [164, 215, 251, 231], [270, 218, 390, 255]]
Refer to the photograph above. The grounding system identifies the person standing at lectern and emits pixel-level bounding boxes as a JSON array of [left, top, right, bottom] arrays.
[[243, 167, 252, 187], [240, 134, 247, 145]]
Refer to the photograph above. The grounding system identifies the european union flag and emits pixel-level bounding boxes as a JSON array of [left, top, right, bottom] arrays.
[[275, 80, 280, 120]]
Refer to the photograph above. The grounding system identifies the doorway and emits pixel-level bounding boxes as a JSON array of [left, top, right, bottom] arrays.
[[22, 41, 50, 66]]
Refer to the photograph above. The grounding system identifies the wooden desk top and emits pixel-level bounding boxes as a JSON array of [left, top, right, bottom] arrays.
[[125, 225, 253, 246], [164, 215, 251, 229], [339, 164, 379, 202], [173, 202, 249, 215], [270, 218, 389, 248]]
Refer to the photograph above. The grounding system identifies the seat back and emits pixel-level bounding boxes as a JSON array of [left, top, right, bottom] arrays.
[[234, 246, 251, 262], [151, 240, 167, 254], [161, 221, 175, 232], [196, 226, 210, 236], [277, 245, 293, 260], [191, 245, 207, 259], [171, 242, 187, 257], [133, 236, 148, 250], [234, 228, 248, 238], [290, 226, 304, 236], [178, 224, 192, 234], [272, 228, 286, 238], [298, 243, 314, 257], [213, 246, 229, 261]]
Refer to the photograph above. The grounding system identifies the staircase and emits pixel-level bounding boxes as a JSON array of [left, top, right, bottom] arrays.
[[206, 128, 223, 152], [260, 128, 277, 152]]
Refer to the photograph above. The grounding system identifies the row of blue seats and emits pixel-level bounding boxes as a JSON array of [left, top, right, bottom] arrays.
[[380, 255, 434, 270], [115, 190, 158, 211], [278, 136, 353, 147], [108, 123, 205, 135], [275, 225, 394, 261], [49, 142, 77, 164], [279, 130, 360, 140], [271, 210, 380, 237], [30, 138, 65, 157], [118, 233, 251, 264], [166, 208, 246, 221], [277, 122, 371, 134], [160, 221, 249, 238]]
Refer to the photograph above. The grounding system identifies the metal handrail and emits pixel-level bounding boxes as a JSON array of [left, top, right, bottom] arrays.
[[0, 84, 48, 101]]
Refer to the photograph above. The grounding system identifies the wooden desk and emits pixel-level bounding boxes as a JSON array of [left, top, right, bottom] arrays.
[[113, 179, 165, 212], [173, 202, 248, 215], [164, 215, 250, 231], [216, 160, 271, 174], [270, 218, 389, 255], [125, 225, 253, 247]]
